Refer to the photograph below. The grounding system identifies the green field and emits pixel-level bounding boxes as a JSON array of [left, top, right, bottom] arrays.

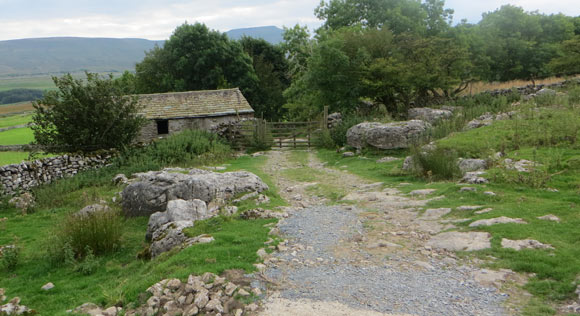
[[0, 152, 54, 165], [0, 113, 32, 129], [0, 76, 56, 92], [0, 127, 35, 145]]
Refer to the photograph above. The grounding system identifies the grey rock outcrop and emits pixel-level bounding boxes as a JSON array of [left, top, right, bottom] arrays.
[[461, 171, 489, 184], [458, 159, 487, 173], [536, 88, 556, 96], [347, 120, 431, 150], [408, 108, 452, 124], [122, 168, 268, 217], [76, 204, 111, 217], [149, 221, 214, 258], [469, 216, 527, 227], [146, 199, 210, 241], [327, 112, 342, 128], [501, 238, 554, 251], [427, 232, 492, 251]]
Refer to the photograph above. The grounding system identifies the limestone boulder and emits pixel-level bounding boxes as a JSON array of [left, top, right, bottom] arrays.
[[346, 120, 431, 150], [458, 159, 487, 173], [427, 232, 492, 251], [76, 204, 111, 217], [408, 107, 452, 124], [500, 238, 554, 251], [122, 169, 268, 217], [469, 216, 527, 227], [146, 199, 209, 241]]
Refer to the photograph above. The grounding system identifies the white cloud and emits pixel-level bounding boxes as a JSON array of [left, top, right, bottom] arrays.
[[0, 0, 322, 41], [447, 0, 580, 23], [0, 0, 578, 41]]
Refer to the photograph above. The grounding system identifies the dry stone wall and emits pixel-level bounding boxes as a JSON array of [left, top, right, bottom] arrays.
[[0, 153, 114, 196]]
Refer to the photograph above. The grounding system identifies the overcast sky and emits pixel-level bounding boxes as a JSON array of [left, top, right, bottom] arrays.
[[0, 0, 578, 41]]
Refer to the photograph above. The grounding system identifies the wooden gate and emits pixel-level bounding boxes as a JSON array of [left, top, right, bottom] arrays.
[[269, 121, 319, 148], [229, 107, 329, 150]]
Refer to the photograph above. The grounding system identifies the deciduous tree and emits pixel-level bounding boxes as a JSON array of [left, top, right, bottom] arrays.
[[32, 73, 146, 152]]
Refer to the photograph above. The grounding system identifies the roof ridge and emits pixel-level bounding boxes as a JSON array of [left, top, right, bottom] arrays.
[[136, 88, 241, 98]]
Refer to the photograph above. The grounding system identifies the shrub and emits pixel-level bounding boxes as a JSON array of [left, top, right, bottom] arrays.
[[32, 72, 146, 152], [1, 244, 20, 271], [567, 85, 580, 106], [534, 92, 558, 107], [411, 148, 462, 181], [313, 129, 336, 149], [74, 246, 100, 275], [329, 115, 366, 147], [47, 210, 123, 263], [139, 129, 232, 166]]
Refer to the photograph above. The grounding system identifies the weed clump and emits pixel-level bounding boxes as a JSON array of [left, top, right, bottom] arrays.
[[1, 243, 20, 271], [47, 210, 123, 264], [410, 148, 462, 181]]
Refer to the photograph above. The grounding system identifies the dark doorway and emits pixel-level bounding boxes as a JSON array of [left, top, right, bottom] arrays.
[[156, 120, 169, 135]]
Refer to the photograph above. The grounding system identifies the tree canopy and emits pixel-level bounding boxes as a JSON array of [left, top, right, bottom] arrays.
[[32, 73, 145, 152], [135, 23, 258, 100]]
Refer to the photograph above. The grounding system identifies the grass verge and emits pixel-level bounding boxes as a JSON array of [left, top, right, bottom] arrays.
[[0, 130, 280, 315], [0, 127, 34, 145]]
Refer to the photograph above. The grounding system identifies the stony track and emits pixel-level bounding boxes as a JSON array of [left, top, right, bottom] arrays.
[[256, 150, 510, 316]]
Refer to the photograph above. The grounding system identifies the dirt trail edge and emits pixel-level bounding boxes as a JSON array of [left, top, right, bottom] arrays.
[[254, 150, 513, 316]]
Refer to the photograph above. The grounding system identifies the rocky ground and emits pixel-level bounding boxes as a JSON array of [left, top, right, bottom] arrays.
[[253, 150, 526, 316]]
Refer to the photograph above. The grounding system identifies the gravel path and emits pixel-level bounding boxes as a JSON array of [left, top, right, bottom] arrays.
[[255, 150, 510, 316], [264, 205, 507, 316]]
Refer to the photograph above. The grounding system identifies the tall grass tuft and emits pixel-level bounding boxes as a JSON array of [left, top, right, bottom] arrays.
[[47, 210, 124, 262], [411, 147, 462, 181]]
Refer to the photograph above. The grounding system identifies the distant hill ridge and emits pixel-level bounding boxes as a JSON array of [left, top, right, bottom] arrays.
[[0, 26, 284, 77]]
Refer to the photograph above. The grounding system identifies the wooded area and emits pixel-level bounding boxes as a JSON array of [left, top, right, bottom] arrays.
[[115, 0, 580, 121]]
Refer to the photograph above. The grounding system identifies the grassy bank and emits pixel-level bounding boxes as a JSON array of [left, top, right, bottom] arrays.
[[0, 130, 280, 315]]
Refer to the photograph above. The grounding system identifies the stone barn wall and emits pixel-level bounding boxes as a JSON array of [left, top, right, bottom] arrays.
[[137, 113, 254, 143], [0, 153, 114, 196]]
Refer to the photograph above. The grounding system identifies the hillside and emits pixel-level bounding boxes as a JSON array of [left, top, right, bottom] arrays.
[[0, 37, 163, 77], [225, 26, 284, 44]]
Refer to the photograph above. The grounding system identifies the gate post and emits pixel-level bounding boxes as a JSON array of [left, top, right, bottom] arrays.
[[323, 106, 329, 130]]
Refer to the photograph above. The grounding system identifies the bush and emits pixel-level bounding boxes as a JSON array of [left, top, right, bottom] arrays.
[[47, 210, 123, 263], [138, 129, 232, 166], [32, 72, 146, 152], [313, 129, 335, 149], [411, 148, 462, 181], [534, 92, 558, 107], [329, 115, 366, 147], [567, 85, 580, 105], [1, 244, 20, 271]]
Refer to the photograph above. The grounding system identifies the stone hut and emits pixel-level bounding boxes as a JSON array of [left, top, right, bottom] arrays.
[[136, 88, 254, 142]]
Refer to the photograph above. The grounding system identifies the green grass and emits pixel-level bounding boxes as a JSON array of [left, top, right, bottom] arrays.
[[0, 152, 55, 165], [0, 163, 278, 315], [318, 147, 580, 312], [436, 107, 580, 158], [0, 131, 280, 315], [0, 127, 35, 145], [0, 113, 32, 129], [0, 76, 56, 92]]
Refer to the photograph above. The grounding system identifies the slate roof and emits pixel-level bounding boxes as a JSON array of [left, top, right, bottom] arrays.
[[137, 88, 254, 120]]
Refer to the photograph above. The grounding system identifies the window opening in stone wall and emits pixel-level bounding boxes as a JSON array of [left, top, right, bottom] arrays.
[[156, 119, 169, 135]]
